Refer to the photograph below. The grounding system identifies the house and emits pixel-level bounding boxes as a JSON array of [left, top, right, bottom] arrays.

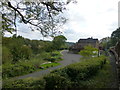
[[69, 37, 99, 53]]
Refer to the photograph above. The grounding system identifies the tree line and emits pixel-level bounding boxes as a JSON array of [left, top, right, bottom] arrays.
[[100, 27, 120, 50], [2, 34, 67, 64]]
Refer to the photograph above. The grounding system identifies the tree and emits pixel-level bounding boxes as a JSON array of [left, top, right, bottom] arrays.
[[99, 37, 111, 50], [79, 45, 98, 58], [111, 27, 120, 46], [3, 35, 31, 62], [2, 46, 12, 64], [52, 35, 67, 50], [1, 0, 76, 36], [44, 73, 69, 89], [20, 45, 32, 60]]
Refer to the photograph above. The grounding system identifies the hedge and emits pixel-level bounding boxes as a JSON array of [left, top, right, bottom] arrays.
[[3, 56, 107, 88], [2, 63, 36, 79]]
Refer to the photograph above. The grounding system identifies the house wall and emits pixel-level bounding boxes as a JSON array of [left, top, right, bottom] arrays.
[[69, 38, 99, 53]]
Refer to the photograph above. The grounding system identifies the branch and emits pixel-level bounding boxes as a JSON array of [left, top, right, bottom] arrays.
[[14, 11, 17, 30], [7, 1, 58, 36], [41, 2, 61, 12], [8, 2, 27, 24], [27, 21, 48, 33]]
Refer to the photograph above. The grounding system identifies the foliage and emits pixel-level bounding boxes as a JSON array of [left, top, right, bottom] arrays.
[[1, 1, 75, 36], [99, 27, 120, 51], [111, 27, 120, 46], [2, 54, 46, 79], [40, 62, 60, 68], [52, 56, 107, 80], [30, 40, 43, 54], [42, 35, 67, 52], [79, 45, 98, 58], [3, 56, 108, 88], [2, 36, 29, 62], [3, 77, 46, 88], [2, 46, 12, 64], [99, 37, 111, 50], [2, 36, 64, 64], [52, 35, 67, 50], [20, 45, 32, 60], [2, 50, 62, 79], [49, 56, 107, 88], [103, 27, 120, 48], [2, 62, 36, 79], [42, 41, 53, 52], [81, 60, 114, 88], [43, 51, 62, 62], [44, 73, 70, 89], [9, 44, 32, 62]]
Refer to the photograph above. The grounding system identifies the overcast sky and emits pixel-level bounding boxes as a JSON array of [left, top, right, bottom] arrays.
[[5, 0, 120, 42]]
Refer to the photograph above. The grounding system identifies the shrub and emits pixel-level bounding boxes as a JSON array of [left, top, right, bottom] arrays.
[[79, 45, 98, 58], [2, 46, 12, 64], [44, 73, 71, 89], [52, 56, 107, 83], [3, 78, 45, 88], [2, 64, 14, 78], [9, 43, 22, 62], [2, 62, 36, 79], [20, 45, 32, 60], [43, 51, 62, 62], [2, 52, 53, 79], [3, 56, 107, 89]]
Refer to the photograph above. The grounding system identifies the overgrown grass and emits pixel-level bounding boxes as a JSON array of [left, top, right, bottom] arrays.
[[43, 50, 63, 62], [2, 51, 62, 79], [3, 77, 45, 88], [3, 55, 113, 89], [2, 57, 45, 79], [78, 60, 113, 88]]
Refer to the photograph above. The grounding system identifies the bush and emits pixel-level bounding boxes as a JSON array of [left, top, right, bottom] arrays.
[[2, 64, 14, 78], [9, 43, 22, 62], [3, 56, 107, 89], [44, 73, 71, 89], [79, 45, 98, 58], [52, 56, 107, 83], [2, 46, 12, 64], [3, 56, 110, 89], [49, 57, 56, 62], [20, 45, 32, 60], [8, 43, 32, 63], [3, 78, 45, 88], [2, 51, 48, 79], [43, 51, 62, 62], [2, 62, 36, 79]]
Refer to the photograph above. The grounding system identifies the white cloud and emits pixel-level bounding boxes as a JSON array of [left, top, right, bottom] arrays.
[[4, 0, 120, 42], [62, 0, 119, 42]]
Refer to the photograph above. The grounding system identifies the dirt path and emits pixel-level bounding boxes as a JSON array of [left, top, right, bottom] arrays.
[[13, 50, 81, 79], [109, 52, 119, 88]]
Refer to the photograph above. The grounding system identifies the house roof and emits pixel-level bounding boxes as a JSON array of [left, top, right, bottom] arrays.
[[78, 38, 98, 43]]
